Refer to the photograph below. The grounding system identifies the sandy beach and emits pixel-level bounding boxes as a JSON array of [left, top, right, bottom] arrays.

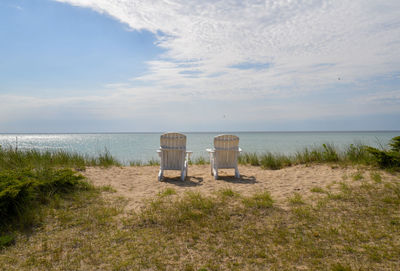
[[83, 164, 371, 211]]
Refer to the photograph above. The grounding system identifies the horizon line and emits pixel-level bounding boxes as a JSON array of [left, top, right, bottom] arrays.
[[0, 130, 399, 135]]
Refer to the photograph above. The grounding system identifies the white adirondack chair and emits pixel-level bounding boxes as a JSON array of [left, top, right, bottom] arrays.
[[157, 133, 192, 181], [206, 134, 242, 180]]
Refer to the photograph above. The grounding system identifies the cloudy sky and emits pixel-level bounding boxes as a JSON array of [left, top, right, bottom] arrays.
[[1, 0, 400, 132]]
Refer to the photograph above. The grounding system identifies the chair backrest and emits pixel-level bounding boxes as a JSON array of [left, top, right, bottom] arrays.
[[214, 134, 239, 168], [160, 133, 186, 170]]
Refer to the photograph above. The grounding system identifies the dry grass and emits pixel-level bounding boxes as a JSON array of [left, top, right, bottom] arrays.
[[1, 170, 400, 270]]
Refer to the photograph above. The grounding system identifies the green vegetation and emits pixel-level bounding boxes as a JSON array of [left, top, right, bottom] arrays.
[[129, 160, 143, 166], [0, 168, 90, 249], [238, 137, 400, 170], [365, 136, 400, 170], [0, 168, 89, 241], [311, 186, 326, 193], [371, 171, 382, 183], [238, 152, 260, 166], [0, 147, 121, 170], [189, 156, 208, 165], [1, 174, 399, 270], [352, 171, 364, 181], [242, 191, 274, 209], [259, 152, 292, 169], [1, 137, 399, 269], [0, 147, 105, 249], [158, 187, 177, 197], [288, 192, 305, 205], [130, 158, 160, 166]]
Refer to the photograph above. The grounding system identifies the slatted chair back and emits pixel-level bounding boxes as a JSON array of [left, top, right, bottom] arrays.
[[160, 133, 187, 170], [214, 134, 240, 168]]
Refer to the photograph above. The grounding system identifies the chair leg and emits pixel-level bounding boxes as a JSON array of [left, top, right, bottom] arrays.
[[213, 168, 218, 180], [235, 167, 240, 178], [181, 170, 185, 181], [210, 155, 214, 176], [181, 160, 188, 181], [181, 164, 187, 181], [158, 169, 163, 181]]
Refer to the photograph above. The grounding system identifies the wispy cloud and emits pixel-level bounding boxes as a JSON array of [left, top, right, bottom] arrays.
[[355, 90, 400, 105], [54, 0, 400, 94], [6, 0, 396, 131]]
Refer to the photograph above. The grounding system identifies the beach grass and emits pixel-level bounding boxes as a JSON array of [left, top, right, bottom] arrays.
[[0, 147, 121, 170], [1, 170, 399, 270], [189, 156, 209, 165], [0, 147, 110, 248], [237, 142, 390, 170]]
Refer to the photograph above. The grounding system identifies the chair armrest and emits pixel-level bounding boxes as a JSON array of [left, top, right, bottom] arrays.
[[238, 147, 242, 152], [206, 148, 214, 153]]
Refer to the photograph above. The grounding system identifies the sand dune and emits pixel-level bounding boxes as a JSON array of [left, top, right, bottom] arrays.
[[83, 164, 368, 211]]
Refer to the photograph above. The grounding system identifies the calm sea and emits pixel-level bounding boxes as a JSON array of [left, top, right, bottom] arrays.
[[0, 132, 398, 164]]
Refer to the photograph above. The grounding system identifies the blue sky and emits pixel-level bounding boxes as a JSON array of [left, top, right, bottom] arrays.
[[1, 0, 400, 132]]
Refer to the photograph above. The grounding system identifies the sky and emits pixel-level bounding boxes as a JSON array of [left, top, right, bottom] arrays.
[[1, 0, 400, 133]]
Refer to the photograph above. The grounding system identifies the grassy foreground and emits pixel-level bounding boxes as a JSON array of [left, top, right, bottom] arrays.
[[0, 138, 399, 269], [1, 170, 399, 270]]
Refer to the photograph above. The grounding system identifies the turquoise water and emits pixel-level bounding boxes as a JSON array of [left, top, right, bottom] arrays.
[[0, 132, 398, 164]]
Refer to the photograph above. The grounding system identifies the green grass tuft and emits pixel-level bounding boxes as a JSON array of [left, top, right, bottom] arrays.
[[352, 171, 364, 181], [147, 158, 160, 166], [219, 188, 240, 198], [371, 172, 382, 183], [158, 188, 177, 197], [242, 191, 274, 209], [311, 186, 326, 193], [289, 193, 305, 205]]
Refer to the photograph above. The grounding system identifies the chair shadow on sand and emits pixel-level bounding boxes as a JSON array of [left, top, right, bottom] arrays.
[[216, 174, 257, 184], [161, 176, 203, 187]]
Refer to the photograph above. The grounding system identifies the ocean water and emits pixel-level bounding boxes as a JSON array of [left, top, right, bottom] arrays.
[[0, 132, 398, 164]]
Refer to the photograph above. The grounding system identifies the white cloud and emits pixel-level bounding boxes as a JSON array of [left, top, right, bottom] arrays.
[[9, 0, 397, 131], [355, 90, 400, 105], [53, 0, 400, 91], [52, 0, 399, 111]]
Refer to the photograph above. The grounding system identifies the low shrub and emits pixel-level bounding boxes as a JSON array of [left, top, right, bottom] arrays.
[[365, 136, 400, 169], [0, 168, 86, 226]]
